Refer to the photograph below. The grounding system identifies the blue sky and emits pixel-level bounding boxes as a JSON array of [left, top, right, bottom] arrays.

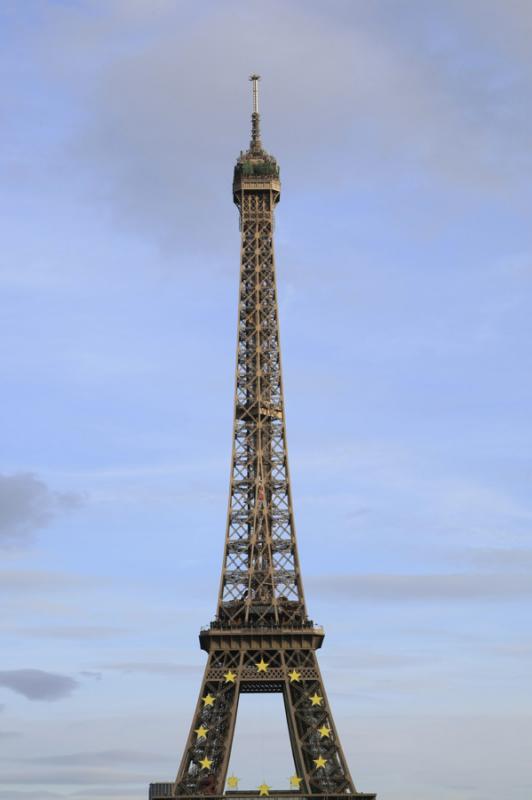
[[1, 1, 531, 798]]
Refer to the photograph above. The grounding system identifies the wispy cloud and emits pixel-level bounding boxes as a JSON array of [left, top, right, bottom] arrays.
[[464, 547, 532, 571], [99, 661, 199, 676], [0, 767, 149, 786], [308, 572, 532, 602], [0, 793, 65, 800], [79, 670, 103, 681], [0, 730, 21, 739], [0, 570, 104, 593], [13, 626, 130, 641], [8, 749, 166, 767], [486, 641, 532, 660]]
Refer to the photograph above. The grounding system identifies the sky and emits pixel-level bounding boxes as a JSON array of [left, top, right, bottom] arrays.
[[1, 1, 532, 798]]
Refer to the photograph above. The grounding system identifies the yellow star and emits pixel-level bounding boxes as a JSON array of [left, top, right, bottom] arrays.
[[227, 775, 239, 789], [194, 725, 208, 739], [288, 670, 301, 683], [309, 692, 323, 706], [314, 756, 327, 769], [258, 783, 271, 796], [318, 724, 331, 738], [224, 670, 236, 683], [199, 756, 212, 770], [289, 774, 303, 787], [256, 658, 269, 672], [202, 693, 215, 706]]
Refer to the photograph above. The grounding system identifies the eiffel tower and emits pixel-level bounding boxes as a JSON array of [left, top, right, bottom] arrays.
[[149, 76, 376, 800]]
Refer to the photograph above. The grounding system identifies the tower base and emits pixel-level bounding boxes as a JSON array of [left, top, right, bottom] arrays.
[[149, 787, 376, 800]]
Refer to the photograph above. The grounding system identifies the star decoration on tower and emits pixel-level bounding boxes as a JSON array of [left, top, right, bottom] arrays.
[[288, 669, 301, 682], [314, 756, 327, 769], [199, 756, 212, 770], [258, 783, 271, 796], [309, 692, 323, 706], [227, 775, 239, 789], [194, 725, 208, 739], [224, 670, 236, 683], [256, 657, 269, 672], [202, 693, 215, 706], [318, 724, 332, 738], [289, 774, 303, 788]]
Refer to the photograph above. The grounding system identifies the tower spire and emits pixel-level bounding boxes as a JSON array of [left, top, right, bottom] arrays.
[[249, 73, 262, 151]]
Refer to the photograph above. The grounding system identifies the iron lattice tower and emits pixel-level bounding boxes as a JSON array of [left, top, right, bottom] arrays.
[[150, 77, 376, 800]]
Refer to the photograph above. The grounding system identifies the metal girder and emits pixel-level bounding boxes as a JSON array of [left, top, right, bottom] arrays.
[[215, 184, 306, 630]]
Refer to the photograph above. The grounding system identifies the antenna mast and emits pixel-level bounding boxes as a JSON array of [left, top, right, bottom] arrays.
[[249, 73, 262, 151]]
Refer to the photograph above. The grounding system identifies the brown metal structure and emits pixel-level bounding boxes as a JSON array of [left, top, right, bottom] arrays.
[[149, 76, 376, 800]]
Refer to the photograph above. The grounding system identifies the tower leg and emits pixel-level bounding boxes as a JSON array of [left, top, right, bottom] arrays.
[[174, 652, 242, 795], [172, 647, 356, 796]]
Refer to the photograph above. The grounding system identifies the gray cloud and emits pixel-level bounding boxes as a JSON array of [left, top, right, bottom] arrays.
[[0, 670, 80, 701], [0, 473, 83, 548], [308, 572, 532, 602], [0, 730, 21, 739]]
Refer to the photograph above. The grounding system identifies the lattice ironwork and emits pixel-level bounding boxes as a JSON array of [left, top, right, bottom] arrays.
[[149, 76, 375, 800]]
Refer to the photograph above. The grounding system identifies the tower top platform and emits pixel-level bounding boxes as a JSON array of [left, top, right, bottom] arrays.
[[233, 74, 280, 201]]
